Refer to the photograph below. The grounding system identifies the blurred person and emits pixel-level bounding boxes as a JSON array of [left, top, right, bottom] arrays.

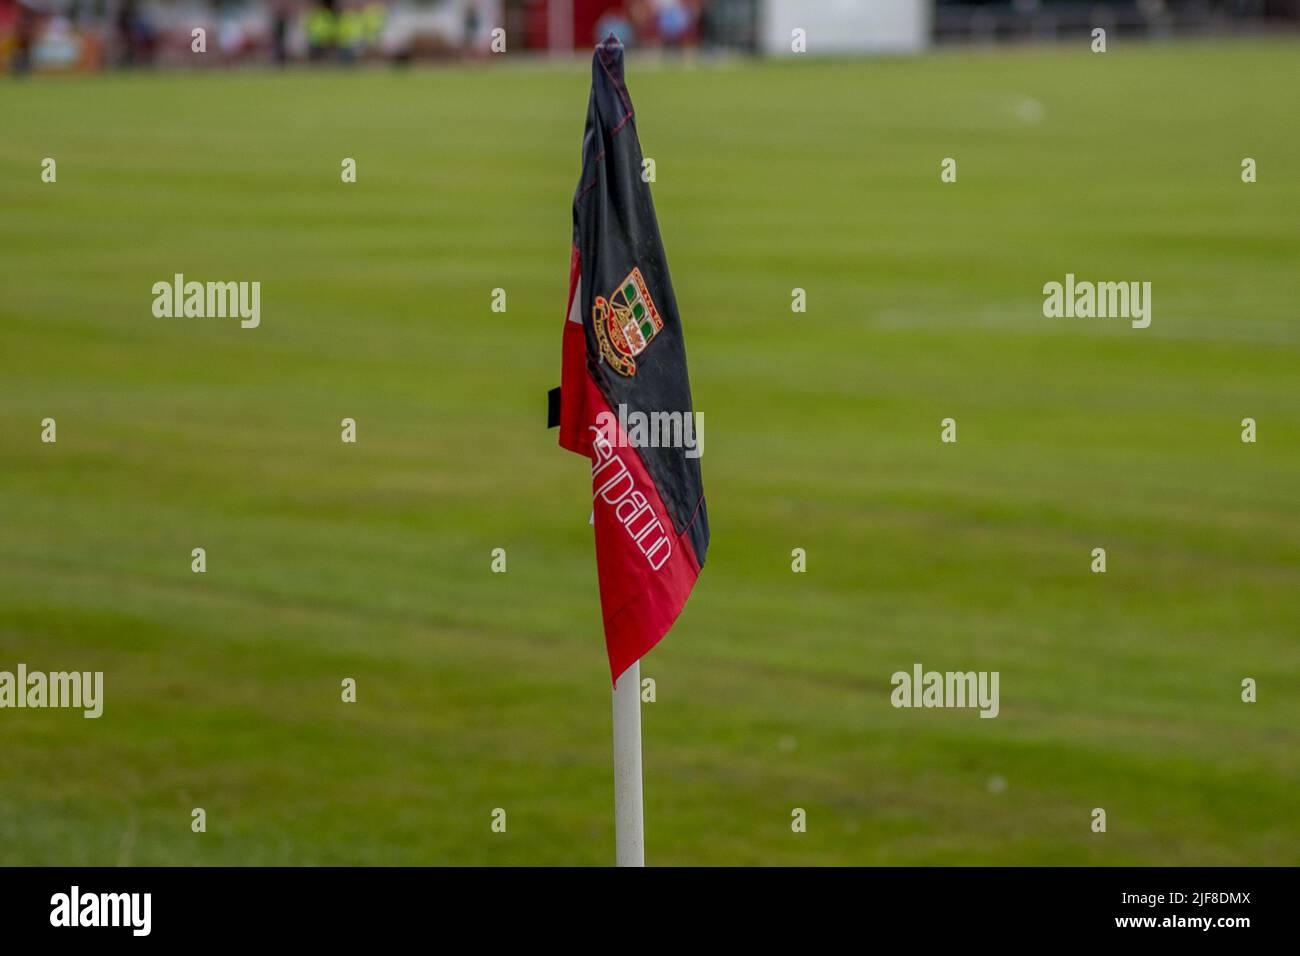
[[595, 5, 635, 47], [463, 0, 477, 49], [218, 16, 245, 62], [9, 0, 43, 75], [336, 0, 366, 62], [653, 0, 695, 48], [361, 0, 384, 54], [115, 0, 155, 67], [307, 0, 337, 60], [270, 0, 294, 65]]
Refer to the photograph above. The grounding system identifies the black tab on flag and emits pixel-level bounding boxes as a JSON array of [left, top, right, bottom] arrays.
[[547, 386, 561, 428]]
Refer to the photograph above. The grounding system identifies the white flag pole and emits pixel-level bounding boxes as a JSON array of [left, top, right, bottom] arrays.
[[612, 659, 645, 866]]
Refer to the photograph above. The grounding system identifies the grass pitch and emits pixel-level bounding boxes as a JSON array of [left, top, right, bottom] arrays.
[[0, 39, 1297, 865]]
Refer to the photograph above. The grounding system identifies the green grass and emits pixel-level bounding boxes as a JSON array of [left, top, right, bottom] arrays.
[[1, 39, 1297, 865]]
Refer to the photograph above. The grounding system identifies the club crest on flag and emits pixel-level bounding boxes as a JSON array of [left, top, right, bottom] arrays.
[[593, 267, 663, 376]]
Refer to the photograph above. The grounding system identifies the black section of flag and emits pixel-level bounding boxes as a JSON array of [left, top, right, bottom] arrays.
[[572, 36, 709, 567]]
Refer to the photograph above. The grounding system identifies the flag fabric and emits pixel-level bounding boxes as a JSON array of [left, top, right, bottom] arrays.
[[558, 36, 709, 686]]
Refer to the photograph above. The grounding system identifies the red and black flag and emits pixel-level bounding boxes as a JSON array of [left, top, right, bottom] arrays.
[[555, 36, 709, 686]]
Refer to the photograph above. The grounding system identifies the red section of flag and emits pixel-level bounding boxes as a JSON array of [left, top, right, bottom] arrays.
[[559, 245, 592, 456]]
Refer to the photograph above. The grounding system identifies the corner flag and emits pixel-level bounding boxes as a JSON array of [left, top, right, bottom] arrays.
[[557, 35, 709, 686]]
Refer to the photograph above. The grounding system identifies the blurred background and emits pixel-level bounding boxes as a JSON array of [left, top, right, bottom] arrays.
[[1, 1, 1296, 866], [3, 0, 1299, 73]]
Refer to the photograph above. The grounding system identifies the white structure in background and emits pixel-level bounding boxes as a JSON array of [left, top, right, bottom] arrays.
[[379, 0, 503, 57], [760, 0, 931, 56]]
